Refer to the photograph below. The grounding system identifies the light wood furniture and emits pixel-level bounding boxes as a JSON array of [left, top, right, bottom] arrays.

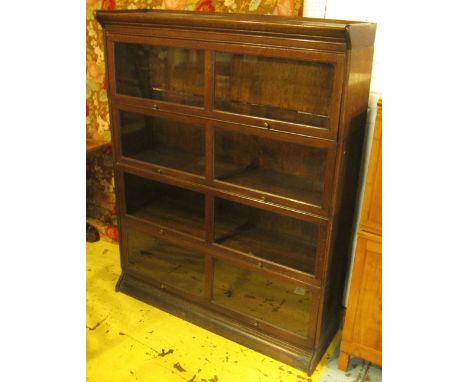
[[96, 10, 376, 374], [338, 99, 382, 370]]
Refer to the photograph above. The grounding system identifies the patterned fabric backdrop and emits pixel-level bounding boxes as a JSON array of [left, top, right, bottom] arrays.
[[86, 0, 304, 242]]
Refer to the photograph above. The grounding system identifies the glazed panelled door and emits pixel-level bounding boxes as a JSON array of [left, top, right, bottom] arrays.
[[117, 108, 206, 176], [213, 198, 321, 275], [110, 36, 343, 139], [123, 173, 206, 239], [110, 36, 336, 350], [214, 52, 333, 127], [212, 259, 319, 342], [212, 49, 344, 138], [114, 42, 205, 107], [213, 127, 330, 210], [126, 226, 206, 296]]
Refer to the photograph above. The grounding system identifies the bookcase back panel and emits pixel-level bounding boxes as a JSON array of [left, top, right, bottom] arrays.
[[214, 52, 334, 128], [115, 42, 205, 107], [119, 110, 205, 176], [126, 227, 205, 296]]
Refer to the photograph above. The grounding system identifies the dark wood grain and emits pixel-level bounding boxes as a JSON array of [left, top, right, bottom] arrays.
[[96, 10, 375, 47], [97, 10, 376, 375]]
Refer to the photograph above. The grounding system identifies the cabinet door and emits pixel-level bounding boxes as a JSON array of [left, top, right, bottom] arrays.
[[341, 232, 382, 367], [360, 101, 382, 235], [114, 106, 206, 177], [213, 49, 344, 139], [123, 173, 206, 240], [213, 125, 336, 214], [212, 258, 319, 345], [124, 225, 206, 297], [213, 197, 325, 277], [112, 40, 205, 107]]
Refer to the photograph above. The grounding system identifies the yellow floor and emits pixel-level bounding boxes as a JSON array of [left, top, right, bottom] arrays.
[[86, 239, 339, 382]]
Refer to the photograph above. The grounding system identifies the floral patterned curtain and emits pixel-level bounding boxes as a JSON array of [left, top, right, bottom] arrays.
[[86, 0, 304, 241]]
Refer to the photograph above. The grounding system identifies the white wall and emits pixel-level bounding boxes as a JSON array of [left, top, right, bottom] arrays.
[[303, 0, 382, 305], [303, 0, 382, 96]]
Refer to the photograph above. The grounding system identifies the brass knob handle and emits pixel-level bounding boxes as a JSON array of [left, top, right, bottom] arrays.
[[260, 196, 266, 201], [153, 104, 159, 110], [263, 121, 269, 128], [159, 228, 164, 235], [157, 168, 162, 175]]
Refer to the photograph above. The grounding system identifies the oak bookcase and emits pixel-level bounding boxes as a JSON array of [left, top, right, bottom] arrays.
[[96, 10, 376, 374]]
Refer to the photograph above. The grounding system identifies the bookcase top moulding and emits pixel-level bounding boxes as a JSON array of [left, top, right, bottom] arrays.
[[95, 10, 376, 49]]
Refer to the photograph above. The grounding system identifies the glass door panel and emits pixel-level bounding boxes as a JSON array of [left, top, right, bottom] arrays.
[[214, 52, 334, 127], [214, 198, 318, 275], [214, 128, 327, 207], [119, 110, 205, 176], [127, 227, 205, 295], [115, 43, 204, 107], [213, 259, 311, 336], [124, 173, 205, 239]]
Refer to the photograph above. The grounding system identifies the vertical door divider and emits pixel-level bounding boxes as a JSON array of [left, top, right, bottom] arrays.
[[204, 50, 214, 111], [206, 122, 214, 182], [205, 193, 215, 243], [204, 114, 215, 301], [205, 193, 215, 301]]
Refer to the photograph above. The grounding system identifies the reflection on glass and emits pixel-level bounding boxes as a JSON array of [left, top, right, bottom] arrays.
[[127, 228, 205, 295], [214, 198, 318, 274], [124, 174, 205, 239], [115, 43, 204, 106], [120, 110, 205, 175], [213, 259, 311, 336], [215, 129, 327, 206], [214, 52, 334, 127]]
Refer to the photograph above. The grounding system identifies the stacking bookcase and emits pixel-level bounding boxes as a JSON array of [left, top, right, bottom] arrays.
[[96, 10, 376, 374]]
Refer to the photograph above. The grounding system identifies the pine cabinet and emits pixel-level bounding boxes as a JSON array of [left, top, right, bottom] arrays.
[[96, 10, 376, 374], [339, 99, 382, 370]]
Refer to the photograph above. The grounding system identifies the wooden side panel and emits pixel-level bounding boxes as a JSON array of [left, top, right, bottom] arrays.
[[314, 45, 374, 351], [340, 233, 382, 368], [360, 100, 382, 235]]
